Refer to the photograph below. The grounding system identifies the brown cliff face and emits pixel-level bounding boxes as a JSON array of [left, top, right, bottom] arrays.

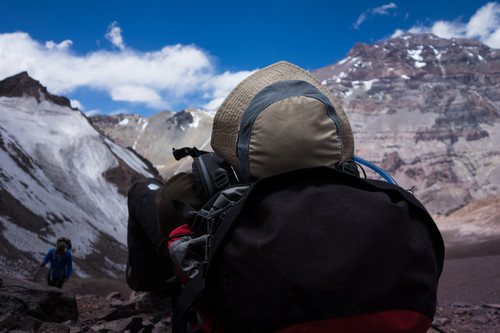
[[0, 71, 74, 108], [312, 33, 500, 214]]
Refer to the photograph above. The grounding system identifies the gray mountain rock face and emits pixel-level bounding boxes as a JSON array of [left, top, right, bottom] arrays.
[[314, 33, 500, 214], [90, 108, 214, 179]]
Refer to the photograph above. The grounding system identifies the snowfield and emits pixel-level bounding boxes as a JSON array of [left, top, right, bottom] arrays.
[[0, 95, 155, 278]]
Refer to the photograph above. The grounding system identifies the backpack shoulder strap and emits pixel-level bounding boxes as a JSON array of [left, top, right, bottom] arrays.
[[172, 273, 206, 333], [171, 185, 250, 333]]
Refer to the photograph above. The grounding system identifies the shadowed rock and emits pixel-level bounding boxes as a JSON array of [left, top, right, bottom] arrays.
[[0, 272, 78, 331]]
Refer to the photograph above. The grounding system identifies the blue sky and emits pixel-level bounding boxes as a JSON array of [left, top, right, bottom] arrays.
[[0, 1, 498, 117]]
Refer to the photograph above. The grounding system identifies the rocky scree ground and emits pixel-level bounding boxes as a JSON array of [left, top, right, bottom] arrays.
[[1, 271, 499, 333]]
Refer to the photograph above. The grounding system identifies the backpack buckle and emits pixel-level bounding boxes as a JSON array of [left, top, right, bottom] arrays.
[[214, 168, 230, 190]]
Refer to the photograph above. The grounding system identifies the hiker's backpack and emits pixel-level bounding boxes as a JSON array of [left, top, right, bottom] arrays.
[[167, 150, 444, 333], [57, 237, 72, 250]]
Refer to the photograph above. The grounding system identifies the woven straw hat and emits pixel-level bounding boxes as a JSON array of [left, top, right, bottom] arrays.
[[211, 61, 354, 175]]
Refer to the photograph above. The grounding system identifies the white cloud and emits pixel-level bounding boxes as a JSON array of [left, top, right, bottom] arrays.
[[354, 13, 368, 30], [372, 3, 397, 16], [466, 2, 500, 39], [84, 109, 101, 117], [485, 28, 500, 47], [105, 21, 125, 50], [110, 109, 129, 116], [46, 40, 73, 50], [110, 85, 161, 103], [70, 99, 83, 110], [201, 70, 255, 110], [354, 3, 398, 29], [394, 2, 500, 48], [0, 25, 252, 112], [391, 29, 405, 39]]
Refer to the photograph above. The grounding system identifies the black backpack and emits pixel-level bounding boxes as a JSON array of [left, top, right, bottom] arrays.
[[56, 237, 72, 250], [168, 149, 444, 333]]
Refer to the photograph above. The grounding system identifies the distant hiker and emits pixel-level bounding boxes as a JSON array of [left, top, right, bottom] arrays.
[[40, 239, 73, 288], [125, 61, 444, 332]]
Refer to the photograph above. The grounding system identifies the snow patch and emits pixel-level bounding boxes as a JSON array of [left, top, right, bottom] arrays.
[[415, 61, 427, 68], [337, 57, 351, 65], [107, 138, 151, 177], [0, 215, 52, 258], [363, 79, 379, 91], [189, 113, 200, 129], [407, 48, 423, 62], [118, 118, 129, 126], [429, 45, 442, 60], [0, 95, 156, 274]]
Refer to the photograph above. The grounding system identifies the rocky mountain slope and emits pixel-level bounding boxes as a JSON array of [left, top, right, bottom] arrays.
[[0, 73, 159, 281], [312, 33, 500, 215], [90, 108, 214, 179], [92, 33, 500, 216]]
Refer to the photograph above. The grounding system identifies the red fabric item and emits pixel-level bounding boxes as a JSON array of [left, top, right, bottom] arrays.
[[168, 224, 193, 247], [168, 224, 195, 284], [169, 224, 223, 333], [274, 309, 431, 333]]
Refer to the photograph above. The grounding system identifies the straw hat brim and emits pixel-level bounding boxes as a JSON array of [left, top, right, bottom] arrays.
[[211, 61, 354, 172]]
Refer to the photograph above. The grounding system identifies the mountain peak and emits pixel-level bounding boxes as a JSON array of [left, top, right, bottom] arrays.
[[0, 71, 73, 108]]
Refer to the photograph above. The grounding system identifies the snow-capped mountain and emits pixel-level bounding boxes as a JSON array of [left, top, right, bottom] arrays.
[[0, 72, 159, 280]]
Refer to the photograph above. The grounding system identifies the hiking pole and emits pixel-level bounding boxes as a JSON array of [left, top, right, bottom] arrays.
[[33, 266, 42, 282]]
